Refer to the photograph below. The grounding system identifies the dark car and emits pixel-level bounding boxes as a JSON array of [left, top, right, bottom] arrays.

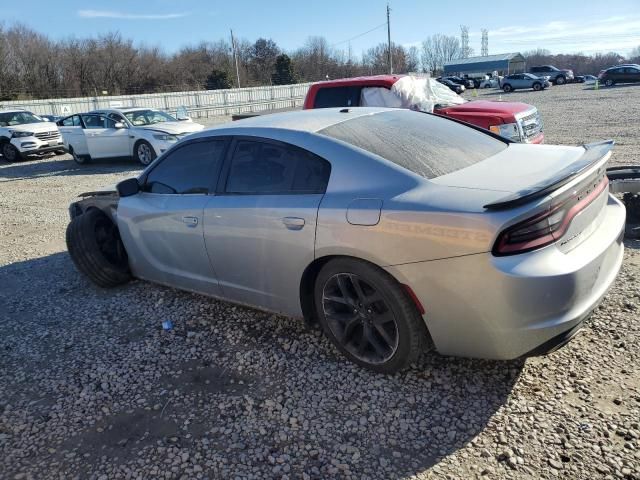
[[436, 78, 465, 94], [529, 65, 573, 85], [599, 65, 640, 86], [443, 76, 474, 88]]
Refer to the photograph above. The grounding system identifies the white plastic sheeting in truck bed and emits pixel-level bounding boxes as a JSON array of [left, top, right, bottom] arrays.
[[361, 76, 465, 113]]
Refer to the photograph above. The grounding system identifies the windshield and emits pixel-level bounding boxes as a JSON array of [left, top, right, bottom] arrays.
[[124, 109, 177, 126], [0, 111, 43, 127], [320, 110, 507, 179]]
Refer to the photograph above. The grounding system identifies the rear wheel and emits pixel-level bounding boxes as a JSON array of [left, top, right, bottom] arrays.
[[314, 258, 429, 373], [503, 84, 513, 92], [555, 76, 566, 85], [533, 82, 542, 91], [66, 209, 131, 288], [134, 140, 156, 166], [1, 143, 21, 162]]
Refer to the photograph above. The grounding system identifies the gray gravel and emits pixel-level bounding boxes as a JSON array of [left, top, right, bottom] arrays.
[[1, 84, 639, 479]]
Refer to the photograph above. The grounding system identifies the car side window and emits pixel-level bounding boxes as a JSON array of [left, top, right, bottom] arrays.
[[61, 116, 75, 126], [81, 114, 106, 129], [225, 140, 331, 194], [142, 140, 226, 195], [73, 115, 82, 127], [313, 86, 361, 108], [107, 113, 125, 127]]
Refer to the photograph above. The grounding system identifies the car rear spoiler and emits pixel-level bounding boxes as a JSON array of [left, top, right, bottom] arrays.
[[483, 140, 614, 210]]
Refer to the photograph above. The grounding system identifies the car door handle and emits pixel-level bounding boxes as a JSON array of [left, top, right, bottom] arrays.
[[282, 217, 305, 230], [182, 216, 199, 227]]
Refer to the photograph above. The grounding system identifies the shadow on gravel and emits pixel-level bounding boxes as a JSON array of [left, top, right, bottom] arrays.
[[0, 157, 141, 182], [0, 252, 524, 479]]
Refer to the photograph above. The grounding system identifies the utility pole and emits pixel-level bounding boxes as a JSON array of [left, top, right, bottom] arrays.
[[386, 3, 393, 74], [230, 29, 241, 88]]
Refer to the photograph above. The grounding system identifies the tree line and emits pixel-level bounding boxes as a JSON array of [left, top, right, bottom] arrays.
[[0, 23, 638, 100]]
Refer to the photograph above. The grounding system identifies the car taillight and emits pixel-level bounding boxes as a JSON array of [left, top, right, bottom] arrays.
[[493, 176, 609, 256]]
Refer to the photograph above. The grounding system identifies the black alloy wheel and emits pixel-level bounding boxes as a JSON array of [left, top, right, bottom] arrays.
[[322, 272, 399, 365]]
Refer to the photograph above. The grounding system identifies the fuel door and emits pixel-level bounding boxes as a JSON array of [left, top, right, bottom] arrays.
[[346, 198, 383, 226]]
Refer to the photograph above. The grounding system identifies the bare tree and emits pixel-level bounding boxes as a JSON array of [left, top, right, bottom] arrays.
[[421, 34, 461, 75]]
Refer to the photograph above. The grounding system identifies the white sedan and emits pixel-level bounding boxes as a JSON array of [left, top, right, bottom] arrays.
[[57, 108, 204, 165]]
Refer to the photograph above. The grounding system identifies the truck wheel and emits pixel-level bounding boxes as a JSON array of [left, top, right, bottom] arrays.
[[1, 143, 22, 162], [314, 258, 429, 373], [503, 84, 513, 92], [66, 209, 131, 288], [134, 140, 156, 166], [533, 82, 542, 91], [555, 76, 566, 85], [69, 146, 89, 165], [605, 79, 614, 87]]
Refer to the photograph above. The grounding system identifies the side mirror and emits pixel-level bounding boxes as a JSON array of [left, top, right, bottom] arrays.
[[114, 122, 126, 129], [117, 178, 140, 197]]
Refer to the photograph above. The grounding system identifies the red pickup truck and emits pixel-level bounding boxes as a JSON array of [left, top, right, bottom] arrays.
[[303, 75, 544, 144]]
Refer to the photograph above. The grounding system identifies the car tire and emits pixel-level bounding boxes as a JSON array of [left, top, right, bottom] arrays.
[[69, 146, 89, 165], [66, 209, 131, 288], [314, 258, 429, 373], [533, 82, 542, 91], [134, 140, 157, 166], [503, 84, 513, 92], [555, 76, 566, 85], [605, 79, 614, 87], [54, 149, 66, 155], [1, 142, 22, 162]]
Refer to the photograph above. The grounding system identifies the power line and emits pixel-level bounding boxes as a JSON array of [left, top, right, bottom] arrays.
[[332, 22, 388, 47]]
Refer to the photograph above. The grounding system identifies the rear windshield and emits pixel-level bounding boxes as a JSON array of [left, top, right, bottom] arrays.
[[319, 110, 507, 179]]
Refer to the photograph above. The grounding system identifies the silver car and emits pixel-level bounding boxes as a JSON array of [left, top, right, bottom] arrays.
[[66, 108, 625, 373], [500, 73, 551, 92]]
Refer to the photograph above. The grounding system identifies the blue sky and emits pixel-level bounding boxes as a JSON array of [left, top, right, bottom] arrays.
[[4, 0, 640, 56]]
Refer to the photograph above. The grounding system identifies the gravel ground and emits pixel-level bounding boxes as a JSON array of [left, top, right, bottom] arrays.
[[1, 84, 639, 480]]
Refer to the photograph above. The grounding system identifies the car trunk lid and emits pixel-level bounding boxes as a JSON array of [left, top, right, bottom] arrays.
[[433, 141, 614, 253]]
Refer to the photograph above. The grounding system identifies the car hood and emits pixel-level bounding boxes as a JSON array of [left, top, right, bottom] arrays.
[[431, 143, 587, 194], [7, 121, 58, 133], [436, 100, 532, 116], [78, 184, 118, 197], [135, 121, 204, 135]]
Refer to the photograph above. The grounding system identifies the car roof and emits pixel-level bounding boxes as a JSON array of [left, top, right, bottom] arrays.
[[89, 107, 156, 114], [200, 107, 397, 135], [310, 75, 403, 89], [0, 108, 28, 114]]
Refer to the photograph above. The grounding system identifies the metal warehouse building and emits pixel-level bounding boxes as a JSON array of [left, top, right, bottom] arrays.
[[443, 52, 526, 75]]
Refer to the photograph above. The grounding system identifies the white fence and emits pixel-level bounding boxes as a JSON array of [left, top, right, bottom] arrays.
[[0, 83, 313, 119]]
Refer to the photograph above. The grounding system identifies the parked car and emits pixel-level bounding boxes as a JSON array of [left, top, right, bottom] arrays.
[[598, 65, 640, 87], [443, 76, 475, 88], [500, 73, 551, 92], [40, 114, 63, 123], [304, 75, 544, 143], [436, 77, 466, 94], [529, 65, 574, 85], [57, 107, 204, 165], [479, 76, 500, 88], [65, 107, 624, 373], [0, 108, 65, 162]]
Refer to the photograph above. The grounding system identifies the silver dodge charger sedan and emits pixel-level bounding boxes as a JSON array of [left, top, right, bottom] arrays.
[[66, 107, 625, 373]]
